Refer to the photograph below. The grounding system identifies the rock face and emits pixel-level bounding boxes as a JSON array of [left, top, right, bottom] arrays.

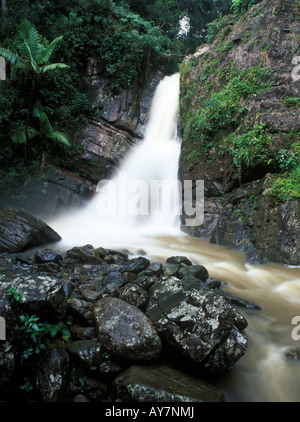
[[72, 71, 164, 184], [179, 0, 300, 265], [0, 208, 61, 254]]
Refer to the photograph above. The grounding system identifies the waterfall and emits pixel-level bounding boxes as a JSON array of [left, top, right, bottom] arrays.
[[51, 73, 183, 249]]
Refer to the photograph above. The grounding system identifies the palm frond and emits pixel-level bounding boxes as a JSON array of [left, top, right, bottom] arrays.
[[23, 39, 38, 73], [18, 19, 41, 66], [0, 47, 22, 65], [11, 127, 27, 144], [40, 63, 69, 73], [11, 125, 39, 143], [32, 100, 43, 119], [39, 111, 53, 134], [39, 36, 64, 65]]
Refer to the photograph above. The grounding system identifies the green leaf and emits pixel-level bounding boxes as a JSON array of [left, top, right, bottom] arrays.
[[11, 127, 27, 144], [41, 63, 69, 73], [0, 48, 22, 65], [49, 131, 70, 146], [39, 36, 64, 65]]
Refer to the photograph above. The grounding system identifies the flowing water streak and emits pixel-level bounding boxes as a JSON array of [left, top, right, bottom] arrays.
[[49, 74, 300, 402]]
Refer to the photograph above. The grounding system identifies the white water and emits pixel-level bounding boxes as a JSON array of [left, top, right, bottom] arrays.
[[51, 73, 182, 249], [49, 74, 300, 402]]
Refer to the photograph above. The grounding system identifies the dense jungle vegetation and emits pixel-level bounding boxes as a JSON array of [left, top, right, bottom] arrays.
[[0, 0, 262, 194]]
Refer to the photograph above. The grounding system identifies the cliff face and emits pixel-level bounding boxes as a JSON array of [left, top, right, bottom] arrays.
[[71, 70, 164, 184], [179, 0, 300, 264]]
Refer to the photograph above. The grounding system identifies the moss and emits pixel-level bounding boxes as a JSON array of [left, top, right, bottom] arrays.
[[269, 136, 300, 202], [180, 61, 273, 165], [283, 97, 300, 109], [270, 166, 300, 203], [222, 124, 273, 177]]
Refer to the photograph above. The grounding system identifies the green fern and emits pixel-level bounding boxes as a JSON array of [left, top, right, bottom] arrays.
[[231, 0, 260, 16]]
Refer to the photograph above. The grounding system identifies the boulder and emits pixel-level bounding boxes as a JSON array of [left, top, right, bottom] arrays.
[[165, 256, 193, 266], [113, 364, 224, 402], [66, 244, 103, 265], [67, 297, 95, 325], [177, 264, 209, 282], [146, 276, 248, 376], [94, 297, 161, 361], [34, 344, 70, 402], [67, 340, 103, 372], [0, 208, 61, 254], [0, 274, 67, 321]]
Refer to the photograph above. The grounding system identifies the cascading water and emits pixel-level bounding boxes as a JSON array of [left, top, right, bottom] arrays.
[[49, 74, 300, 402], [51, 73, 183, 249]]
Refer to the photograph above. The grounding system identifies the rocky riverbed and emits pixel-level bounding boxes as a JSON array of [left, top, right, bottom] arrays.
[[0, 236, 256, 402]]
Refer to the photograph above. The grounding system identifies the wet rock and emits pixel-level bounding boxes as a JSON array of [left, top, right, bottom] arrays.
[[78, 285, 102, 303], [67, 297, 94, 325], [94, 297, 161, 361], [103, 271, 127, 294], [99, 358, 123, 376], [146, 276, 247, 376], [35, 344, 70, 402], [177, 264, 209, 282], [163, 264, 180, 277], [37, 262, 61, 275], [34, 249, 63, 265], [0, 274, 67, 320], [0, 208, 61, 254], [139, 262, 163, 277], [70, 325, 96, 341], [135, 275, 158, 292], [67, 340, 103, 372], [216, 289, 262, 311], [66, 244, 103, 265], [205, 278, 222, 289], [180, 275, 207, 292], [284, 348, 300, 361], [122, 257, 150, 274], [77, 375, 108, 401], [165, 256, 193, 266], [117, 283, 149, 311], [113, 364, 224, 402]]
